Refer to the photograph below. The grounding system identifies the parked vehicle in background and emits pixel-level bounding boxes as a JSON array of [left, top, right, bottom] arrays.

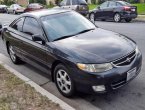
[[54, 0, 89, 16], [24, 3, 44, 12], [0, 5, 7, 13], [0, 10, 142, 97], [89, 1, 137, 22], [7, 4, 25, 14]]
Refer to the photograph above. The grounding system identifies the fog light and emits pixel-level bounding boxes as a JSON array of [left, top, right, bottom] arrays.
[[92, 85, 105, 92]]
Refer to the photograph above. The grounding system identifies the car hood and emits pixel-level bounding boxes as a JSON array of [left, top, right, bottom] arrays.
[[52, 28, 136, 63]]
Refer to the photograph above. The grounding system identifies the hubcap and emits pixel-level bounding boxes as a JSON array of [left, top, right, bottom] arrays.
[[56, 69, 71, 94], [90, 13, 94, 22], [9, 45, 16, 62], [114, 14, 120, 22]]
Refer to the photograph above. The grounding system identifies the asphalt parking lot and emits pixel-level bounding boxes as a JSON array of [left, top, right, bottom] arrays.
[[0, 13, 145, 110]]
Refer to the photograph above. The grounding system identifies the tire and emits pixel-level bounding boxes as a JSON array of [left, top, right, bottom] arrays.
[[13, 10, 16, 14], [125, 18, 132, 22], [8, 44, 23, 64], [89, 13, 95, 23], [114, 13, 121, 22], [54, 64, 75, 97]]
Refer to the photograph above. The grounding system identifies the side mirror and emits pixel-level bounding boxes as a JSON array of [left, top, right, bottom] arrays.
[[32, 34, 45, 44]]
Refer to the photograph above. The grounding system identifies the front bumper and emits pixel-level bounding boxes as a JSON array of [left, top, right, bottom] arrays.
[[70, 51, 142, 94]]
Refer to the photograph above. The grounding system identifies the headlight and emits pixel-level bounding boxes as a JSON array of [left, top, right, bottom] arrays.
[[77, 63, 113, 73], [135, 46, 139, 54]]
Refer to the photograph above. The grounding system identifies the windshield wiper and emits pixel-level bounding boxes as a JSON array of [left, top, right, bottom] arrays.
[[75, 28, 95, 35], [53, 28, 95, 41], [53, 34, 75, 41]]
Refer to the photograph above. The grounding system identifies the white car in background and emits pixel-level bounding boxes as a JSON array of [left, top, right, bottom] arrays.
[[7, 4, 25, 14]]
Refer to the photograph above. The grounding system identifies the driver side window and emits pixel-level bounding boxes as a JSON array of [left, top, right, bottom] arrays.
[[23, 17, 42, 37]]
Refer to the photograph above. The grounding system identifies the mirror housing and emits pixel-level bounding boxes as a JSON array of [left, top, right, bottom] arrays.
[[32, 34, 45, 44]]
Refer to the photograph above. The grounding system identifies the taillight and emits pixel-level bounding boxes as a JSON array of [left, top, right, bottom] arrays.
[[123, 6, 131, 11]]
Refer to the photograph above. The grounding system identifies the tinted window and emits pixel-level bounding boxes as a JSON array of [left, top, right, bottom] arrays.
[[116, 2, 123, 7], [12, 17, 25, 32], [100, 1, 109, 9], [118, 1, 131, 6], [108, 1, 116, 7], [23, 17, 42, 36]]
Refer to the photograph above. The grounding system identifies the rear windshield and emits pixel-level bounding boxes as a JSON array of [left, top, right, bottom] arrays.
[[118, 1, 131, 6]]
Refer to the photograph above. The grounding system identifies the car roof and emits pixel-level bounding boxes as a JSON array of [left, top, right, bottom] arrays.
[[21, 9, 71, 18]]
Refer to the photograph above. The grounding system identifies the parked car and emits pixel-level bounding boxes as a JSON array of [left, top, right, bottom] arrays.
[[54, 0, 89, 16], [0, 5, 7, 13], [89, 1, 137, 22], [0, 10, 142, 97], [24, 3, 44, 12], [7, 4, 25, 14]]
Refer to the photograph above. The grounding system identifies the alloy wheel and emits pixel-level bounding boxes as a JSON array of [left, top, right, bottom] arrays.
[[90, 13, 95, 23], [56, 69, 72, 94], [114, 13, 121, 22], [9, 45, 16, 62]]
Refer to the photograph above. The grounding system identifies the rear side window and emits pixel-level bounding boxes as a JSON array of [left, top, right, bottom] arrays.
[[11, 17, 25, 32], [23, 17, 42, 36], [100, 1, 109, 9], [116, 2, 123, 7], [108, 1, 116, 7]]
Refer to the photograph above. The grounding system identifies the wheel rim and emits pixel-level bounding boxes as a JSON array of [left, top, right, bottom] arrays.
[[90, 13, 94, 22], [9, 45, 16, 62], [56, 69, 72, 94], [114, 14, 120, 22]]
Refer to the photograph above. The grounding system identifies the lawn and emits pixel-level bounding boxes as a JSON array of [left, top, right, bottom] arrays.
[[0, 65, 62, 110], [89, 3, 145, 15]]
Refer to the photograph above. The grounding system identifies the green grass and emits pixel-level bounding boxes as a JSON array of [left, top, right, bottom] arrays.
[[89, 3, 145, 15], [132, 3, 145, 15]]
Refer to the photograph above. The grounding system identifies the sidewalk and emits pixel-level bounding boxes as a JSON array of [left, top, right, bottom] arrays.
[[136, 15, 145, 22]]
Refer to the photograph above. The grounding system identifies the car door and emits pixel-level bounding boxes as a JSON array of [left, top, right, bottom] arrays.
[[6, 17, 25, 56], [19, 17, 49, 73], [107, 1, 117, 18], [95, 1, 109, 19]]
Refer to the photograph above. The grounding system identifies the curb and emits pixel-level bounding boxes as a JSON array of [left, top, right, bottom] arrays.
[[0, 60, 76, 110]]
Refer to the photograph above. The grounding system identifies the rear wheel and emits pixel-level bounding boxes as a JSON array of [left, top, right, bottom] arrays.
[[13, 10, 16, 14], [125, 18, 132, 22], [8, 44, 23, 64], [89, 13, 95, 22], [54, 64, 75, 97], [114, 13, 121, 22]]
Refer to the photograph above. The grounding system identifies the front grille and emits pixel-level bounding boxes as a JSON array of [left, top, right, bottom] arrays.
[[112, 50, 136, 66], [111, 78, 126, 89]]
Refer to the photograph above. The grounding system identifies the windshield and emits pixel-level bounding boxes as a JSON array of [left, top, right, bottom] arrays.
[[41, 11, 96, 41]]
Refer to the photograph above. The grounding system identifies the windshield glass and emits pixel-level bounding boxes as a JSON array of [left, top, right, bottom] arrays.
[[41, 11, 96, 41]]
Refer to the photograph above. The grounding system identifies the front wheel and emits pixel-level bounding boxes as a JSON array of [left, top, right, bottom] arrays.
[[114, 13, 121, 22], [125, 18, 132, 22], [8, 44, 23, 64], [54, 64, 75, 97]]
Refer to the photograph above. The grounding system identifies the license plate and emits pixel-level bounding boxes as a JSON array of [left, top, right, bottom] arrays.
[[127, 67, 137, 81], [131, 9, 135, 11]]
